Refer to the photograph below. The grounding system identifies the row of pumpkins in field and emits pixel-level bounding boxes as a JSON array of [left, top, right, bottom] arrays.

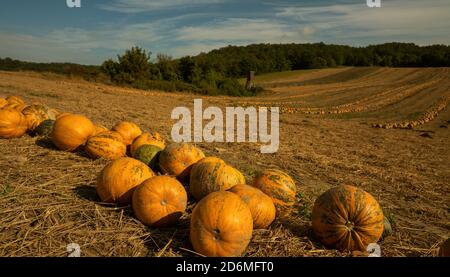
[[1, 95, 448, 257], [372, 94, 450, 129]]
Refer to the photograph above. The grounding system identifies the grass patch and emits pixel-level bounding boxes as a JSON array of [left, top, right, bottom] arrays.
[[239, 69, 319, 85], [0, 184, 12, 196], [29, 91, 60, 98], [295, 192, 312, 219]]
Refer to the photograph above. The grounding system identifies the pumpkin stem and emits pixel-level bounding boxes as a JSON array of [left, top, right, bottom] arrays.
[[345, 221, 355, 231], [213, 229, 221, 240]]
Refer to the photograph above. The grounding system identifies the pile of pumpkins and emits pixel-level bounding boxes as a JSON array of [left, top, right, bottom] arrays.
[[1, 95, 394, 257]]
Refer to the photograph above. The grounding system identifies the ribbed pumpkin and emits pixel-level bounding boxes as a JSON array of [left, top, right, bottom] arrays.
[[51, 114, 95, 151], [438, 238, 450, 257], [252, 169, 297, 211], [159, 143, 205, 181], [0, 108, 28, 138], [22, 104, 58, 131], [96, 157, 155, 204], [132, 176, 187, 227], [0, 98, 8, 108], [112, 121, 142, 145], [311, 185, 384, 252], [133, 144, 162, 168], [228, 184, 276, 229], [190, 157, 246, 201], [190, 191, 253, 257], [85, 131, 126, 160], [130, 132, 166, 156], [93, 124, 109, 136], [35, 119, 55, 137], [5, 96, 26, 111]]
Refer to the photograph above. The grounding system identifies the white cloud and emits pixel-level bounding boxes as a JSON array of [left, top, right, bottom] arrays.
[[99, 0, 224, 13], [170, 42, 231, 57], [176, 18, 312, 44], [1, 0, 449, 64], [0, 21, 169, 64], [275, 0, 450, 45]]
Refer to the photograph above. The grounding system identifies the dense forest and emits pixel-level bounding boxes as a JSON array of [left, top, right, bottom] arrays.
[[1, 43, 449, 96]]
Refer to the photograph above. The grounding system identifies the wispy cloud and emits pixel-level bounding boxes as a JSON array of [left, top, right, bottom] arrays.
[[1, 0, 449, 64], [176, 18, 313, 44], [98, 0, 224, 13], [275, 0, 450, 45]]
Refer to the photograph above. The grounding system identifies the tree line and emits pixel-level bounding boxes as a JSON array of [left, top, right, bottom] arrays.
[[1, 42, 449, 96]]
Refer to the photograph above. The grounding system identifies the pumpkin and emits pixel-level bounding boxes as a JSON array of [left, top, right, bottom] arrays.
[[85, 131, 126, 160], [311, 184, 384, 252], [190, 157, 246, 201], [22, 104, 58, 131], [0, 107, 28, 138], [51, 114, 95, 151], [132, 176, 187, 227], [5, 96, 26, 111], [252, 169, 297, 211], [130, 132, 166, 156], [438, 238, 450, 257], [112, 121, 142, 145], [133, 144, 162, 168], [159, 143, 205, 181], [35, 119, 55, 137], [96, 157, 155, 204], [0, 98, 8, 109], [228, 184, 276, 229], [190, 191, 253, 257], [93, 124, 109, 136]]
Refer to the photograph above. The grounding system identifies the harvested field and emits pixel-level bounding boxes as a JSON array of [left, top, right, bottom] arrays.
[[0, 68, 449, 257]]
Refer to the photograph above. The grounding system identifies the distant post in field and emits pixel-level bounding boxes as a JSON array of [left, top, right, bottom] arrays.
[[245, 71, 255, 89]]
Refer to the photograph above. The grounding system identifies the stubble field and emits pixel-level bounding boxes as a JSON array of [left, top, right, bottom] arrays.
[[0, 67, 448, 257]]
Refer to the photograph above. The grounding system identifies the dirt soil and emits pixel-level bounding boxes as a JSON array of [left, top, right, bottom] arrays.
[[0, 68, 448, 257]]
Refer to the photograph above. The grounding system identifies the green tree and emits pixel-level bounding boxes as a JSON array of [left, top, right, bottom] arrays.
[[116, 46, 152, 83], [156, 54, 179, 81]]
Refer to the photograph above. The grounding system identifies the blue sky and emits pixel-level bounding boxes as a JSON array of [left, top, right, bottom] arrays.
[[0, 0, 449, 65]]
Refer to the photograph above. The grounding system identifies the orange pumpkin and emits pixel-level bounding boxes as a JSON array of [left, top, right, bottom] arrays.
[[190, 191, 253, 257], [85, 131, 126, 160], [96, 157, 155, 204], [5, 96, 26, 111], [51, 114, 95, 151], [159, 143, 205, 181], [439, 238, 450, 257], [229, 184, 276, 229], [22, 104, 58, 131], [252, 169, 297, 211], [112, 121, 142, 145], [6, 96, 24, 104], [0, 108, 28, 138], [311, 184, 384, 252], [130, 132, 166, 156], [0, 98, 8, 109], [132, 176, 187, 227], [190, 157, 246, 201], [93, 124, 109, 136]]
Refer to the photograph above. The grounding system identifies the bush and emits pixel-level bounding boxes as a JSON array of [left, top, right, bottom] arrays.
[[217, 78, 255, 97]]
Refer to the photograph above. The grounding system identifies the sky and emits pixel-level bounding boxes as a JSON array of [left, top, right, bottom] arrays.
[[0, 0, 449, 65]]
